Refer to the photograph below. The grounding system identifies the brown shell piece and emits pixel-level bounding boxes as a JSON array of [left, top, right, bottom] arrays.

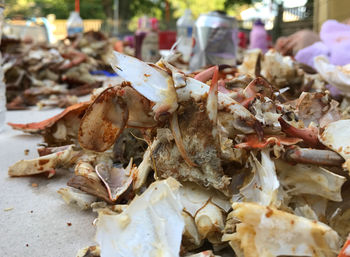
[[78, 87, 128, 152]]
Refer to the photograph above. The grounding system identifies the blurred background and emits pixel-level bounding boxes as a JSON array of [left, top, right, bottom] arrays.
[[3, 0, 347, 43]]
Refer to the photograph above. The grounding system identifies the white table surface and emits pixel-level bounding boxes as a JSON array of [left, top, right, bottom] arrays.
[[0, 108, 96, 256]]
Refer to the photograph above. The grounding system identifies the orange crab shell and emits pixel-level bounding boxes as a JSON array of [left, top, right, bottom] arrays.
[[7, 101, 91, 133]]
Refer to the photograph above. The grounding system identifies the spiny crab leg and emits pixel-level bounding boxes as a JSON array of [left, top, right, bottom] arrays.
[[283, 147, 344, 166], [278, 117, 321, 148]]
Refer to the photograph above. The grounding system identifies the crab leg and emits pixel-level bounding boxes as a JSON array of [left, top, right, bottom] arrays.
[[279, 117, 320, 148], [283, 147, 344, 166], [194, 66, 216, 83]]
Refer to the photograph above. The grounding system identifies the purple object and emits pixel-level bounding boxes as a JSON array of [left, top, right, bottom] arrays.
[[295, 42, 329, 68], [295, 20, 350, 67]]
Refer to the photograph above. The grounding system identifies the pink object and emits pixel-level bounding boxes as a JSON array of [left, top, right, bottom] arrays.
[[249, 23, 268, 53]]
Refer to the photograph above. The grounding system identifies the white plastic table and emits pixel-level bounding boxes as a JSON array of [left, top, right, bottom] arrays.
[[0, 108, 96, 256]]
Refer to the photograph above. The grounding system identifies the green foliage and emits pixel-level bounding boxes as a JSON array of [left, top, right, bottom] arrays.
[[5, 0, 107, 19]]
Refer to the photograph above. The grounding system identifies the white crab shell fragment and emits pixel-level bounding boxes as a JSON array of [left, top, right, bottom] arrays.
[[320, 120, 350, 171], [58, 187, 97, 210], [179, 182, 231, 217], [95, 177, 184, 257], [222, 202, 342, 257], [261, 49, 298, 87], [239, 150, 279, 206], [8, 145, 78, 177], [195, 201, 225, 244], [275, 159, 346, 202], [111, 51, 178, 116], [184, 250, 220, 257], [314, 55, 350, 96], [182, 211, 202, 250]]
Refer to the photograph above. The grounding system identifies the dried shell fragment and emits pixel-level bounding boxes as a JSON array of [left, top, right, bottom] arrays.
[[8, 145, 78, 177], [79, 86, 128, 152], [320, 119, 350, 164], [239, 150, 279, 206], [8, 101, 90, 133], [95, 159, 135, 202], [223, 202, 342, 257], [275, 159, 346, 202], [95, 177, 184, 257], [58, 187, 97, 210], [111, 51, 178, 117], [314, 55, 350, 96], [195, 201, 225, 244]]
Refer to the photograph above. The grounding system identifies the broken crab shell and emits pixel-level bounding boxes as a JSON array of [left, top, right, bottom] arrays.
[[314, 55, 350, 96], [320, 119, 350, 162], [95, 159, 135, 202], [111, 51, 178, 117], [79, 86, 128, 152], [182, 210, 203, 251], [95, 177, 184, 257], [8, 101, 90, 133], [79, 83, 156, 152], [194, 200, 225, 244], [223, 202, 342, 257], [8, 145, 79, 177]]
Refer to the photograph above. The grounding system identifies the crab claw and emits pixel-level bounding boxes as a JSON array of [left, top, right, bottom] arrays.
[[279, 117, 321, 148], [111, 51, 178, 119], [79, 86, 129, 152]]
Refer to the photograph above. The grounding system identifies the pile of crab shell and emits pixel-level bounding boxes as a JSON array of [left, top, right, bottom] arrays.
[[8, 49, 350, 257], [2, 31, 113, 110]]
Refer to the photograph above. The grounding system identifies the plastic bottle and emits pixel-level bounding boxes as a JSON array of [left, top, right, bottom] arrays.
[[249, 19, 268, 53], [141, 18, 160, 63], [67, 11, 84, 36], [176, 9, 194, 62], [0, 0, 6, 132]]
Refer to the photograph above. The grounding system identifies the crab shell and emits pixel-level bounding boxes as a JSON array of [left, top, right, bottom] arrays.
[[78, 52, 259, 153]]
